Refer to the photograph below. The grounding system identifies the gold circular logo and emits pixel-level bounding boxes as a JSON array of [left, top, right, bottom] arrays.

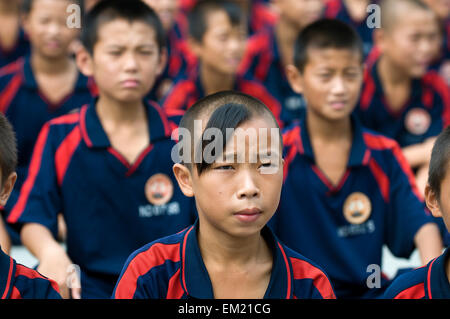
[[145, 173, 173, 205], [405, 108, 431, 135], [343, 192, 372, 225]]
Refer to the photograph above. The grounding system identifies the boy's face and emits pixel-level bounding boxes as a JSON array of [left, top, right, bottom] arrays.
[[425, 164, 450, 235], [143, 0, 179, 31], [287, 48, 363, 122], [191, 9, 247, 76], [22, 0, 80, 59], [377, 7, 441, 78], [77, 19, 166, 104], [274, 0, 323, 30], [420, 0, 450, 20], [175, 115, 284, 238]]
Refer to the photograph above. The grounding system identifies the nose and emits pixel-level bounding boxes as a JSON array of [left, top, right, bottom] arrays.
[[236, 170, 260, 200], [330, 76, 346, 95], [123, 52, 139, 72]]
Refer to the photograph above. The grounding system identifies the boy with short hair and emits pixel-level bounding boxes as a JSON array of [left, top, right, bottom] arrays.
[[161, 0, 282, 128], [420, 0, 450, 85], [272, 18, 443, 299], [8, 0, 196, 299], [0, 113, 61, 299], [0, 0, 30, 68], [356, 0, 450, 195], [384, 127, 450, 299], [239, 0, 324, 126], [143, 0, 197, 101], [0, 0, 96, 237], [113, 91, 336, 299]]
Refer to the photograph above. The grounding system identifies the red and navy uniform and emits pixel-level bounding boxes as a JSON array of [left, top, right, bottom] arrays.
[[161, 67, 282, 127], [0, 28, 30, 69], [0, 57, 96, 216], [239, 26, 306, 126], [7, 99, 197, 298], [112, 219, 336, 299], [269, 114, 434, 298], [356, 58, 450, 148], [324, 0, 377, 58], [0, 246, 61, 299], [383, 248, 450, 299]]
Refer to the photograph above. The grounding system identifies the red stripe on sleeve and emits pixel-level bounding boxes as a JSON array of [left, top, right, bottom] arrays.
[[1, 257, 14, 299], [277, 243, 292, 299], [324, 0, 341, 18], [0, 73, 23, 113], [162, 81, 196, 111], [394, 283, 425, 299], [9, 286, 21, 299], [289, 257, 336, 299], [7, 124, 51, 223], [368, 158, 390, 202], [359, 69, 376, 111], [166, 268, 184, 299], [55, 126, 82, 186], [422, 71, 450, 127], [114, 243, 181, 299], [14, 264, 60, 293]]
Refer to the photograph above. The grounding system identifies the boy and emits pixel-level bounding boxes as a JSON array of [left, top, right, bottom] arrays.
[[355, 0, 450, 195], [384, 127, 450, 299], [272, 18, 443, 299], [8, 0, 196, 299], [113, 91, 336, 299], [0, 113, 61, 299], [421, 0, 450, 85], [239, 0, 323, 126], [143, 0, 197, 101], [0, 0, 96, 239], [0, 0, 30, 68], [324, 0, 377, 58], [161, 0, 282, 128]]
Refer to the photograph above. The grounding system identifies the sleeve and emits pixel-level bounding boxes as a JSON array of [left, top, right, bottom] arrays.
[[11, 264, 61, 299], [385, 143, 434, 258], [6, 123, 61, 239]]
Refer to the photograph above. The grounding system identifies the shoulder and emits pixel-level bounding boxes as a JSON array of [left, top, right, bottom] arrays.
[[383, 266, 428, 299], [11, 263, 61, 299], [282, 244, 336, 299]]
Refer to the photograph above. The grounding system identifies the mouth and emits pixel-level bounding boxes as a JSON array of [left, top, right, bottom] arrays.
[[121, 79, 140, 88], [233, 208, 262, 223], [328, 100, 348, 111]]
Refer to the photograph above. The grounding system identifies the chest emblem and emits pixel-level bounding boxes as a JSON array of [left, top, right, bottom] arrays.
[[145, 173, 174, 205], [404, 108, 431, 135], [343, 192, 372, 225]]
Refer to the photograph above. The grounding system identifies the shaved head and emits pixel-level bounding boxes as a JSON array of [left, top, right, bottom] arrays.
[[380, 0, 437, 31]]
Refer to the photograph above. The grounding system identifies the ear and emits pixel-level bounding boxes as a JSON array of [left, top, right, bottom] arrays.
[[173, 163, 195, 197], [286, 64, 304, 94], [0, 172, 17, 207], [76, 46, 95, 77], [424, 183, 443, 218], [156, 47, 168, 77]]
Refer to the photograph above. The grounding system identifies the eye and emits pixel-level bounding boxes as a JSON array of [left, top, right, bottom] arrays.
[[214, 164, 234, 171]]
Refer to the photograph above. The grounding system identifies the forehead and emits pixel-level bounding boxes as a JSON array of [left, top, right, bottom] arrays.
[[304, 47, 362, 69], [96, 18, 157, 45], [389, 7, 438, 32], [30, 0, 73, 14], [204, 9, 244, 32]]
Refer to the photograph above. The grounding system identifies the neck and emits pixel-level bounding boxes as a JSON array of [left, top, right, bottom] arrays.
[[275, 18, 300, 67], [198, 220, 267, 267], [31, 51, 73, 75], [306, 110, 352, 142], [0, 1, 19, 14], [96, 94, 145, 125], [200, 64, 235, 96], [377, 55, 411, 86]]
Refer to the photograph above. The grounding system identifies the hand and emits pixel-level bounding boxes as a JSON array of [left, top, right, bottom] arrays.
[[37, 245, 81, 299]]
